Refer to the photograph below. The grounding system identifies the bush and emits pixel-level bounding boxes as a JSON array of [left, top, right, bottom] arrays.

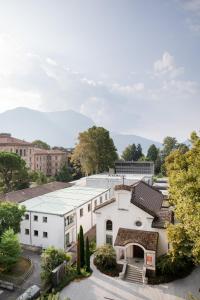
[[40, 247, 71, 285], [94, 245, 116, 272], [149, 254, 194, 284], [0, 229, 21, 271]]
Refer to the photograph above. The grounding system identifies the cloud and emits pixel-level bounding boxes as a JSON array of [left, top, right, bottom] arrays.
[[180, 0, 200, 33], [153, 52, 184, 78], [111, 82, 144, 95]]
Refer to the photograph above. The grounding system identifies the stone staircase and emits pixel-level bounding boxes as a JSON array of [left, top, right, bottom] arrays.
[[124, 264, 143, 284]]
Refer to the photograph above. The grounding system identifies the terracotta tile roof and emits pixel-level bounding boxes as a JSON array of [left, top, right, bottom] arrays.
[[114, 228, 158, 251], [94, 198, 116, 211], [152, 209, 174, 229], [0, 181, 72, 203], [0, 134, 31, 146]]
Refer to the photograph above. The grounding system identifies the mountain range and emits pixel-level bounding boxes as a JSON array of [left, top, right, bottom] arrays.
[[0, 107, 162, 154]]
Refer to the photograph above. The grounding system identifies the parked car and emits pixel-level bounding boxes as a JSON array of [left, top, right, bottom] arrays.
[[16, 285, 40, 300]]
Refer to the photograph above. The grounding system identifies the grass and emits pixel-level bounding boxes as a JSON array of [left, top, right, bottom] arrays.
[[3, 257, 31, 277]]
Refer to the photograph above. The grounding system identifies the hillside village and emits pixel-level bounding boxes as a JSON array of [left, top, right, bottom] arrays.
[[0, 128, 199, 300]]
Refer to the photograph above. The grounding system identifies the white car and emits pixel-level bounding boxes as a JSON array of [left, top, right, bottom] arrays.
[[16, 285, 41, 300]]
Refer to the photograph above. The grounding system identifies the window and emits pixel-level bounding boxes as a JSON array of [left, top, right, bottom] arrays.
[[94, 200, 97, 207], [43, 216, 47, 223], [105, 193, 107, 201], [66, 215, 74, 226], [25, 229, 29, 235], [16, 149, 18, 154], [43, 232, 48, 238], [88, 203, 91, 212], [135, 220, 142, 227], [106, 220, 113, 231], [20, 149, 23, 156], [34, 215, 38, 221], [80, 208, 83, 217], [66, 233, 70, 246], [34, 230, 38, 236], [25, 214, 29, 220], [106, 234, 113, 245], [24, 149, 26, 156], [100, 196, 103, 204]]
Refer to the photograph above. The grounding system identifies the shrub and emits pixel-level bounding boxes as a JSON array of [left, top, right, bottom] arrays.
[[85, 236, 90, 272], [94, 245, 116, 272], [40, 247, 70, 285], [0, 228, 21, 271], [156, 254, 194, 278]]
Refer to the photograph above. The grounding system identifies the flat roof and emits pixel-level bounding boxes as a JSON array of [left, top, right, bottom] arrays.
[[20, 186, 109, 216], [86, 174, 151, 180]]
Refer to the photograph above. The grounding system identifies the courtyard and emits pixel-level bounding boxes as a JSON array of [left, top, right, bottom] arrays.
[[60, 257, 200, 300]]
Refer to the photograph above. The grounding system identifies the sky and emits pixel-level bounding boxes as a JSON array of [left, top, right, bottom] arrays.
[[0, 0, 199, 142]]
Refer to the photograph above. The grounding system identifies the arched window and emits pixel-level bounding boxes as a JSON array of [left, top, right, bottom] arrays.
[[106, 220, 112, 231]]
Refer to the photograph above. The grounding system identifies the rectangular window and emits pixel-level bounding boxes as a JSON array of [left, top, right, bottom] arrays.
[[24, 149, 26, 156], [105, 193, 107, 201], [16, 149, 18, 154], [34, 215, 38, 221], [100, 196, 103, 204], [43, 232, 48, 238], [80, 208, 83, 217], [34, 230, 38, 236], [25, 229, 29, 235], [20, 149, 23, 156], [94, 200, 97, 207], [66, 233, 70, 246], [106, 234, 113, 245], [25, 214, 29, 220], [43, 216, 47, 223], [88, 203, 91, 212]]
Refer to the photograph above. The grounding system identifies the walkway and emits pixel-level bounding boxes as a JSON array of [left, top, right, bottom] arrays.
[[60, 256, 200, 300]]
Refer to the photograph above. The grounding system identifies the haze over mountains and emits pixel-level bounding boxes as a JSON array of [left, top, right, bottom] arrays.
[[0, 107, 162, 154]]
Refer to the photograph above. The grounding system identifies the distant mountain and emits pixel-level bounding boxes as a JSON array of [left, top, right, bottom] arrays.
[[0, 107, 162, 153], [0, 107, 94, 147], [111, 133, 162, 154]]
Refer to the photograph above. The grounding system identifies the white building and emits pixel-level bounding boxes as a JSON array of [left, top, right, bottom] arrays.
[[19, 186, 110, 250], [86, 173, 153, 195], [95, 181, 173, 281]]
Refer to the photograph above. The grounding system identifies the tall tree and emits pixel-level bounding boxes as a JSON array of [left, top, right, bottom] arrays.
[[0, 152, 30, 192], [0, 229, 21, 271], [166, 131, 200, 263], [0, 202, 26, 237], [79, 226, 85, 268], [71, 126, 118, 175], [32, 140, 50, 150], [55, 164, 73, 182], [85, 236, 90, 272], [162, 136, 177, 158], [121, 144, 137, 161], [77, 233, 81, 274], [135, 144, 143, 160], [146, 144, 159, 162]]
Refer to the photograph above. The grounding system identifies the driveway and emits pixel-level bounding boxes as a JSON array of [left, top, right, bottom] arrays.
[[0, 249, 41, 300], [60, 256, 200, 300]]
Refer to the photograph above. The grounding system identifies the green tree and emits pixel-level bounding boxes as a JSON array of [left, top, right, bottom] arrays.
[[36, 172, 48, 185], [71, 126, 118, 175], [162, 136, 178, 158], [41, 247, 70, 284], [135, 144, 143, 160], [0, 228, 21, 271], [76, 233, 81, 275], [121, 144, 137, 161], [55, 164, 73, 182], [94, 245, 117, 271], [85, 236, 90, 272], [32, 140, 50, 150], [147, 144, 159, 162], [79, 226, 85, 268], [166, 131, 200, 263], [0, 202, 25, 237], [0, 152, 30, 192]]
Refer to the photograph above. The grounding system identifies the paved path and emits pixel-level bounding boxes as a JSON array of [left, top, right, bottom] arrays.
[[60, 256, 200, 300]]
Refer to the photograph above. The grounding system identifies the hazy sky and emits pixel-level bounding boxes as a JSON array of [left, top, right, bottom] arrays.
[[0, 0, 199, 142]]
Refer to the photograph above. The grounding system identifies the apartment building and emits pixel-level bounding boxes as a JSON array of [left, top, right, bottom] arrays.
[[19, 186, 110, 249], [0, 133, 67, 176]]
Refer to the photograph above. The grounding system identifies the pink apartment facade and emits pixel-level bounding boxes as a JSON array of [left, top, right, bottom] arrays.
[[0, 133, 67, 176]]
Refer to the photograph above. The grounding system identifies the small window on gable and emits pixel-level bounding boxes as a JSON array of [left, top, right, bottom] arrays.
[[80, 208, 83, 217], [106, 220, 112, 231], [135, 220, 142, 227], [94, 200, 97, 207], [88, 203, 91, 212], [100, 196, 103, 204]]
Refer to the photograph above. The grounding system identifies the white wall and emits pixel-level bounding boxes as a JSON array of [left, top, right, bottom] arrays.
[[96, 190, 154, 247], [20, 212, 65, 249]]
